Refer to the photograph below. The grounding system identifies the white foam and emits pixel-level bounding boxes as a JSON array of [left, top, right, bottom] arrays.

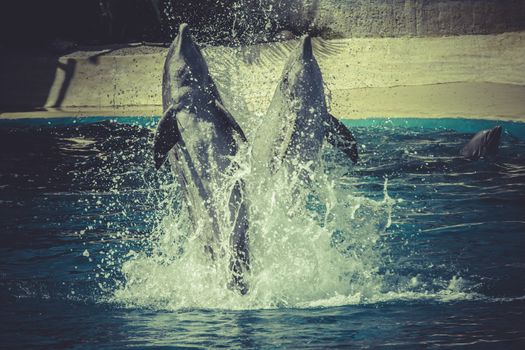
[[109, 143, 478, 310]]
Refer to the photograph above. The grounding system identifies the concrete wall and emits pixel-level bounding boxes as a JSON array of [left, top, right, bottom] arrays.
[[302, 0, 525, 37], [2, 32, 524, 121]]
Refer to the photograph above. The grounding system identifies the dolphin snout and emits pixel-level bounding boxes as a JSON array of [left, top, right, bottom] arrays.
[[178, 23, 192, 46], [301, 35, 313, 60], [179, 23, 190, 37], [175, 23, 202, 61], [490, 125, 503, 140]]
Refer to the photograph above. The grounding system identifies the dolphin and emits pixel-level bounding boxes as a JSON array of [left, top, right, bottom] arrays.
[[251, 35, 358, 177], [153, 24, 250, 294], [460, 126, 502, 160]]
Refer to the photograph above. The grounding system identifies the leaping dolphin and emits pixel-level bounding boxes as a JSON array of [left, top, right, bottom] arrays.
[[252, 35, 358, 176], [153, 24, 250, 294], [460, 126, 502, 160]]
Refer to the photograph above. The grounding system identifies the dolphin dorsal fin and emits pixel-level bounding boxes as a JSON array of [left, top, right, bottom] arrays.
[[215, 100, 247, 142], [153, 105, 182, 169], [325, 114, 358, 163]]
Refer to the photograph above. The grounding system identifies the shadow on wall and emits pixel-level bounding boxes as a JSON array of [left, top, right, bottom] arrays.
[[52, 59, 76, 108], [0, 54, 77, 113]]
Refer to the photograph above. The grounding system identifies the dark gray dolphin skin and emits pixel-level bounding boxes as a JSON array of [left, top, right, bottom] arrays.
[[153, 24, 250, 294], [252, 35, 358, 175], [460, 126, 502, 160]]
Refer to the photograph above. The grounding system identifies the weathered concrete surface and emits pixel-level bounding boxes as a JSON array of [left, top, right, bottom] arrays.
[[2, 0, 524, 47], [1, 32, 525, 120], [300, 0, 525, 37]]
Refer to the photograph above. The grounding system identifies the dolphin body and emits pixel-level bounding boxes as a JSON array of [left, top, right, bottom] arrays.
[[153, 24, 250, 294], [251, 36, 358, 177], [460, 126, 502, 160]]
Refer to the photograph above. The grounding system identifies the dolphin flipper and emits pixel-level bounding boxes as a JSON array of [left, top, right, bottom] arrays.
[[153, 106, 182, 169], [215, 100, 247, 142], [326, 114, 359, 163]]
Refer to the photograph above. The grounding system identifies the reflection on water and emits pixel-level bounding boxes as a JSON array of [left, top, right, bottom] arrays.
[[1, 118, 525, 348]]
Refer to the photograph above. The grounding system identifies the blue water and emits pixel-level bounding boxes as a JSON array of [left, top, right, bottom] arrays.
[[1, 118, 525, 348]]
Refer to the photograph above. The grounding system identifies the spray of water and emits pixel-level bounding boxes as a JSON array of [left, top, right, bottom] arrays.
[[96, 2, 478, 310], [112, 133, 391, 309]]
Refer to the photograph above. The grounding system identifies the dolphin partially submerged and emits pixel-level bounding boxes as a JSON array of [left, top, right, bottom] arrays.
[[460, 126, 502, 160], [153, 24, 250, 294], [252, 35, 358, 176]]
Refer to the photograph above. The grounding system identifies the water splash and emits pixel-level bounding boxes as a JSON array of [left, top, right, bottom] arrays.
[[110, 135, 402, 311], [1, 119, 488, 309]]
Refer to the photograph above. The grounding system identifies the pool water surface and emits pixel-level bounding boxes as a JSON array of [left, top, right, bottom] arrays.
[[1, 118, 524, 348]]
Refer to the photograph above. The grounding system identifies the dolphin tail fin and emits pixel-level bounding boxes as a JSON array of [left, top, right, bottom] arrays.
[[153, 106, 182, 169], [215, 100, 247, 142], [326, 114, 359, 163]]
